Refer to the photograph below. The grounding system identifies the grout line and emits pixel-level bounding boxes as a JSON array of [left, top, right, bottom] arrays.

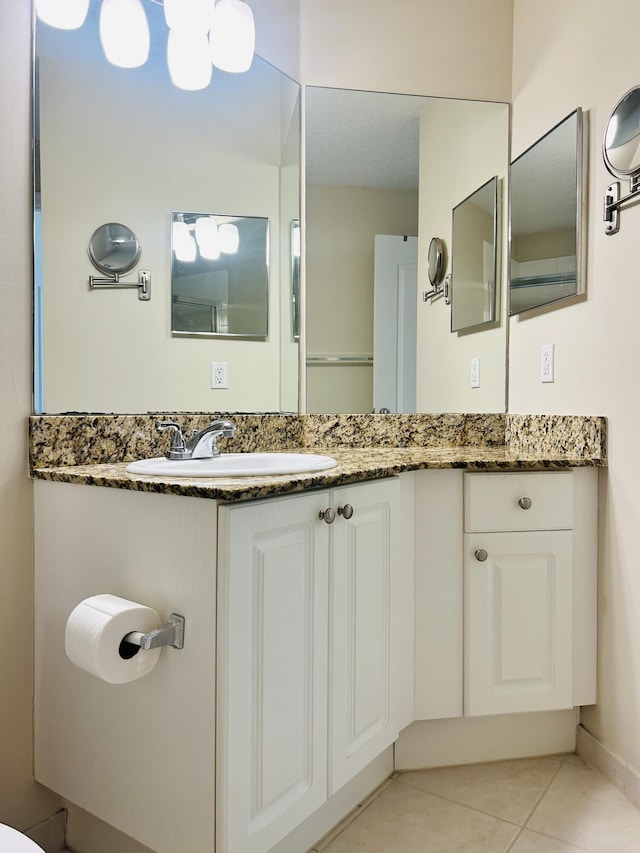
[[394, 778, 523, 830], [504, 753, 568, 851], [308, 773, 399, 852]]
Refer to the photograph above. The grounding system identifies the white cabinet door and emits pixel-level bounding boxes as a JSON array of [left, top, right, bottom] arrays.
[[217, 491, 330, 853], [464, 530, 573, 716], [329, 477, 411, 795]]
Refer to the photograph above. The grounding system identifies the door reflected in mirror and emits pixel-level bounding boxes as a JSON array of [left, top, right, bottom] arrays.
[[509, 108, 587, 316], [451, 176, 499, 332], [171, 212, 269, 338]]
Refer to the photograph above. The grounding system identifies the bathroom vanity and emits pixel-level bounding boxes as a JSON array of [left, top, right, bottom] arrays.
[[31, 413, 604, 853]]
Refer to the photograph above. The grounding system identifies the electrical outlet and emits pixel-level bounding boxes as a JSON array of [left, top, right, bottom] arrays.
[[211, 362, 228, 389], [470, 356, 480, 388], [541, 344, 555, 383]]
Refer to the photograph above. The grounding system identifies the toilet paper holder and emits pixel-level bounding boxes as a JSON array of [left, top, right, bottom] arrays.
[[124, 613, 185, 651]]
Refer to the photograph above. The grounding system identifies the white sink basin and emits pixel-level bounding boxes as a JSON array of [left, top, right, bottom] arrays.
[[126, 452, 338, 478]]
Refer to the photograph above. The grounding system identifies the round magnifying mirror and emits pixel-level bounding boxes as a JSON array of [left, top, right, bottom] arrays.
[[603, 86, 640, 178], [88, 223, 141, 275], [428, 237, 447, 287]]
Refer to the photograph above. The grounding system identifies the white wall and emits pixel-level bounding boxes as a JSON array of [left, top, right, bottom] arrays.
[[508, 0, 640, 776], [0, 0, 63, 834], [300, 0, 513, 103]]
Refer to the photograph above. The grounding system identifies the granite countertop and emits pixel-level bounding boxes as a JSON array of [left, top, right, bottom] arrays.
[[30, 443, 606, 503]]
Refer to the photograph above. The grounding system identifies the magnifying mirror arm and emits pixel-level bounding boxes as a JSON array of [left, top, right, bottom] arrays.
[[423, 273, 451, 305], [603, 175, 640, 235], [89, 269, 151, 301]]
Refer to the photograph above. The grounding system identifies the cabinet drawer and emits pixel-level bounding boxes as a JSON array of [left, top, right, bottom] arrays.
[[464, 472, 573, 532]]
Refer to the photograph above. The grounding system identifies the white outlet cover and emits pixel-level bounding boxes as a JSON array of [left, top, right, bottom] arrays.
[[541, 344, 555, 383], [470, 356, 480, 388], [211, 361, 228, 389]]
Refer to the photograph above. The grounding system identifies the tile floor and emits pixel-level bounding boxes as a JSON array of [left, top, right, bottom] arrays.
[[314, 754, 640, 852]]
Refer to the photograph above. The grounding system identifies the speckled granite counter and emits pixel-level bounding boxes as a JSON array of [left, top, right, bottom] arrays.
[[29, 413, 607, 502]]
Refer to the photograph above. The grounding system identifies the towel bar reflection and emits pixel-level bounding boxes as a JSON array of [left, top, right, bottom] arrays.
[[89, 269, 151, 301]]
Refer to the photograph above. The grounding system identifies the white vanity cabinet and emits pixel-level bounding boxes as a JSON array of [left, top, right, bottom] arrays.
[[33, 462, 598, 853], [464, 472, 575, 715], [216, 477, 414, 853], [414, 468, 597, 722]]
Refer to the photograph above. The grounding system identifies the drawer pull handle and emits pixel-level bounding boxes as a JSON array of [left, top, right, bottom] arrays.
[[319, 508, 336, 524], [518, 497, 533, 510], [338, 504, 354, 519], [475, 549, 488, 562]]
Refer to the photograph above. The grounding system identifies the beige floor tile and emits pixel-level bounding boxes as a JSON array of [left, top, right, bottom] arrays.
[[527, 762, 640, 852], [510, 828, 591, 851], [396, 757, 562, 825], [322, 779, 519, 853]]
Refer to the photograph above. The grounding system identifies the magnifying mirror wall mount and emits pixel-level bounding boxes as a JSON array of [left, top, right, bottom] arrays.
[[423, 273, 451, 304], [88, 222, 151, 300], [603, 86, 640, 236], [603, 172, 640, 236], [89, 269, 151, 301], [423, 237, 451, 304]]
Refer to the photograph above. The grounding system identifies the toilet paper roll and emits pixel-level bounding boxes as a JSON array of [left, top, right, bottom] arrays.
[[65, 594, 162, 684]]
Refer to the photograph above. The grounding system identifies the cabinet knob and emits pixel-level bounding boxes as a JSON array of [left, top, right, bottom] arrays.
[[518, 497, 533, 510], [475, 548, 488, 562], [338, 504, 354, 519], [319, 508, 336, 524]]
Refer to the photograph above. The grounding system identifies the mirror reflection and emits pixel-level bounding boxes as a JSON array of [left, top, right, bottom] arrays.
[[305, 87, 510, 414], [428, 237, 447, 287], [88, 223, 141, 275], [33, 1, 299, 414], [509, 109, 586, 316], [34, 1, 509, 417], [171, 212, 269, 338], [451, 176, 498, 332], [291, 220, 300, 341], [603, 87, 640, 176]]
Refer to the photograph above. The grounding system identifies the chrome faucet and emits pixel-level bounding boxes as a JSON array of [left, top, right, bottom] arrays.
[[157, 419, 236, 460]]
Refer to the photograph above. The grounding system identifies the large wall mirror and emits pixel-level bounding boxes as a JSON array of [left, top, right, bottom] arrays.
[[509, 108, 587, 316], [34, 2, 509, 417], [33, 0, 300, 414], [305, 87, 510, 414]]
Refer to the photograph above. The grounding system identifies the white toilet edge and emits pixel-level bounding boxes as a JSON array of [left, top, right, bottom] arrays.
[[0, 823, 46, 852]]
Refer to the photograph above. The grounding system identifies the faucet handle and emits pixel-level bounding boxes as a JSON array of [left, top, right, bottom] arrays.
[[157, 421, 188, 459]]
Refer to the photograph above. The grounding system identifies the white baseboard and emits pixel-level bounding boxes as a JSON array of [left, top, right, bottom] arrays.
[[576, 724, 640, 809], [395, 710, 578, 769]]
